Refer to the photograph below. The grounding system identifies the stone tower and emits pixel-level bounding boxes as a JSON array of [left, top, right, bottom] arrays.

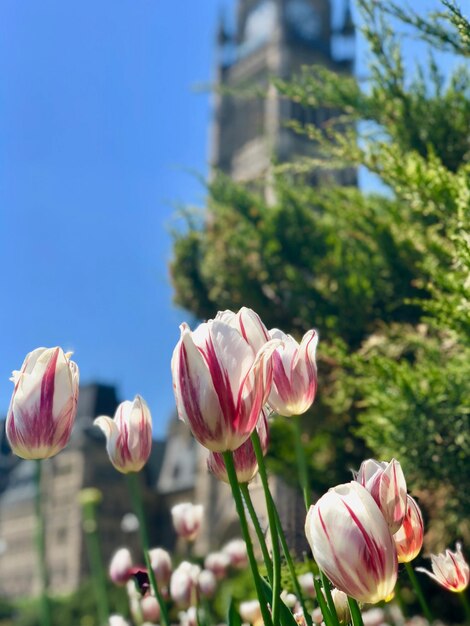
[[211, 0, 355, 190]]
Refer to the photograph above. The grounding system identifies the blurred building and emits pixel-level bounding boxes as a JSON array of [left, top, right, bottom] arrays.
[[0, 384, 168, 599], [212, 0, 355, 194]]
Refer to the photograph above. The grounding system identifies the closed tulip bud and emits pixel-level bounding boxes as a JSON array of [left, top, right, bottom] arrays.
[[204, 552, 231, 579], [170, 561, 201, 608], [140, 594, 160, 623], [239, 600, 262, 625], [393, 495, 424, 563], [416, 543, 469, 592], [109, 548, 133, 586], [6, 347, 79, 460], [329, 589, 350, 624], [281, 589, 298, 608], [198, 569, 217, 598], [355, 458, 407, 533], [94, 395, 152, 474], [298, 572, 316, 598], [267, 329, 318, 416], [148, 547, 172, 589], [222, 538, 248, 569], [109, 616, 130, 626], [171, 503, 204, 541], [179, 606, 198, 626], [361, 608, 386, 626], [207, 411, 269, 484], [305, 481, 398, 604], [171, 308, 280, 452]]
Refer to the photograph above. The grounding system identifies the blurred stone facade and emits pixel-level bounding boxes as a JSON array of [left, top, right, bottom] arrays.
[[0, 384, 166, 599]]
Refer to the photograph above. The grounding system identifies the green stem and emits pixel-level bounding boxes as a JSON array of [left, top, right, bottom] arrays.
[[293, 415, 310, 511], [320, 570, 340, 626], [251, 430, 281, 626], [240, 482, 273, 581], [459, 591, 470, 623], [35, 460, 52, 626], [222, 451, 273, 626], [405, 562, 434, 623], [81, 501, 110, 625], [271, 502, 313, 626], [347, 597, 365, 626], [126, 473, 170, 626], [313, 576, 334, 626], [292, 417, 340, 625]]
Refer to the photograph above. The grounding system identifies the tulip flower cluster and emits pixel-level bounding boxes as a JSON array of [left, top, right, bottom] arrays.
[[5, 308, 470, 626]]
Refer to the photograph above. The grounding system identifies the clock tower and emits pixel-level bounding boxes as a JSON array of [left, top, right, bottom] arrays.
[[211, 0, 355, 189]]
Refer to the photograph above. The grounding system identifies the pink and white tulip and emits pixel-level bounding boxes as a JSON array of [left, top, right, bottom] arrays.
[[140, 594, 161, 623], [305, 481, 398, 604], [298, 572, 316, 598], [355, 458, 407, 533], [393, 495, 424, 563], [148, 547, 172, 590], [204, 551, 231, 579], [179, 606, 198, 626], [207, 411, 269, 484], [6, 347, 79, 460], [171, 308, 280, 452], [94, 396, 152, 474], [222, 538, 248, 569], [170, 561, 201, 608], [171, 503, 204, 541], [267, 329, 318, 416], [417, 543, 469, 592], [198, 569, 217, 598], [109, 548, 133, 586], [239, 600, 262, 625]]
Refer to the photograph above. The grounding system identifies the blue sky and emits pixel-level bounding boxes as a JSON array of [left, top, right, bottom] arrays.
[[0, 1, 455, 436]]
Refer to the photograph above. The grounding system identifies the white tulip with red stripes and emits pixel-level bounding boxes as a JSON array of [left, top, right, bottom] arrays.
[[305, 481, 398, 604], [267, 328, 318, 417], [171, 308, 280, 452], [355, 458, 408, 533]]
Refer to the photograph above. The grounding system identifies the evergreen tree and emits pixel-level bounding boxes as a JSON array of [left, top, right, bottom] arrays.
[[170, 0, 470, 546]]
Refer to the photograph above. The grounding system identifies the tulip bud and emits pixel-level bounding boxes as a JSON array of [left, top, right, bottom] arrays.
[[171, 503, 204, 541], [179, 606, 198, 626], [329, 589, 350, 624], [198, 569, 217, 598], [6, 347, 79, 460], [140, 594, 160, 623], [222, 538, 248, 569], [393, 495, 424, 563], [298, 572, 316, 598], [109, 616, 130, 626], [281, 589, 298, 608], [204, 552, 231, 579], [170, 561, 201, 608], [171, 308, 280, 452], [207, 411, 269, 484], [148, 547, 172, 590], [305, 481, 398, 604], [361, 608, 386, 626], [355, 458, 407, 533], [416, 542, 469, 592], [267, 329, 318, 416], [109, 548, 133, 586], [239, 600, 262, 625], [94, 395, 152, 474]]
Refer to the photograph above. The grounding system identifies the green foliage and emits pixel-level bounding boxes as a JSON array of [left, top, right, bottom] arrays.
[[170, 0, 470, 546]]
